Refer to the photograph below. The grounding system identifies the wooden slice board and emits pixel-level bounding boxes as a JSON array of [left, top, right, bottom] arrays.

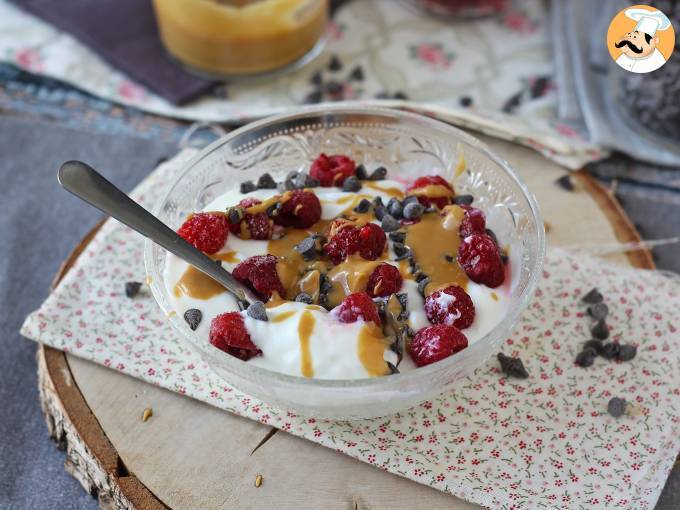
[[37, 135, 654, 510]]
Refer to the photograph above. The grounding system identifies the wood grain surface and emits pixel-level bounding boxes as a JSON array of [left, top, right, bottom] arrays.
[[37, 135, 655, 510]]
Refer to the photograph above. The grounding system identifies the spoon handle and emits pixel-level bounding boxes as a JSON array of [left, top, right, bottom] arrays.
[[58, 160, 257, 306]]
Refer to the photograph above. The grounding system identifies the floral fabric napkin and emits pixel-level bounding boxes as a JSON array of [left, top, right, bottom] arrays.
[[21, 151, 680, 509], [0, 0, 604, 169]]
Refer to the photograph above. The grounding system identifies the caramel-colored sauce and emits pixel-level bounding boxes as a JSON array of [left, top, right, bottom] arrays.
[[212, 251, 240, 263], [490, 292, 499, 302], [298, 310, 315, 378], [454, 153, 466, 178], [326, 255, 385, 308], [405, 213, 467, 295], [173, 266, 226, 299], [406, 184, 454, 199], [357, 324, 390, 377], [364, 182, 405, 198], [271, 310, 297, 323]]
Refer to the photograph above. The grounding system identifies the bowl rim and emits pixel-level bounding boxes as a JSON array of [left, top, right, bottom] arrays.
[[144, 105, 546, 389]]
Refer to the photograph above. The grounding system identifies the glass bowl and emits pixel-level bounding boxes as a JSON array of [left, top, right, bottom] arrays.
[[144, 106, 545, 420]]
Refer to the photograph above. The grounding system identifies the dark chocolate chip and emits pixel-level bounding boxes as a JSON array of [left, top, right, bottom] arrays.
[[389, 231, 406, 244], [226, 206, 244, 224], [294, 236, 318, 261], [353, 198, 371, 213], [325, 81, 343, 95], [583, 339, 604, 354], [381, 214, 400, 232], [355, 164, 368, 180], [591, 319, 610, 340], [349, 66, 364, 81], [607, 397, 627, 418], [387, 198, 403, 219], [183, 309, 202, 331], [293, 173, 310, 189], [310, 71, 323, 86], [444, 254, 455, 263], [485, 228, 499, 246], [240, 181, 257, 194], [392, 242, 409, 258], [295, 292, 314, 304], [600, 342, 620, 360], [403, 201, 424, 220], [369, 166, 387, 180], [459, 96, 473, 107], [257, 173, 277, 189], [396, 293, 408, 310], [575, 348, 597, 367], [452, 194, 474, 206], [393, 91, 409, 100], [328, 55, 342, 71], [278, 180, 293, 192], [581, 288, 603, 304], [402, 195, 419, 206], [555, 174, 574, 191], [374, 206, 387, 221], [387, 362, 400, 374], [373, 196, 384, 208], [342, 176, 362, 192], [246, 301, 268, 321], [417, 277, 431, 296], [500, 253, 509, 264], [616, 344, 637, 362], [304, 90, 323, 104], [305, 175, 320, 187], [497, 352, 529, 379], [588, 303, 609, 320], [125, 281, 142, 298]]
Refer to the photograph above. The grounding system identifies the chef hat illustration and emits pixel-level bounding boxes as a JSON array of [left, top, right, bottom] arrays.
[[625, 8, 672, 36]]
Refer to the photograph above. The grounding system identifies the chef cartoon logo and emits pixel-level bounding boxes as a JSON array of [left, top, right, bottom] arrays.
[[606, 5, 675, 73]]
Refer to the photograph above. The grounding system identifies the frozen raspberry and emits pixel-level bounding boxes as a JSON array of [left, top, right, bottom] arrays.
[[366, 263, 402, 297], [410, 324, 468, 367], [229, 198, 273, 240], [178, 212, 228, 254], [332, 292, 381, 326], [424, 285, 475, 329], [323, 221, 360, 264], [458, 233, 505, 288], [274, 190, 322, 228], [357, 223, 386, 260], [310, 153, 356, 187], [209, 312, 262, 361], [406, 175, 453, 209], [232, 255, 285, 301], [459, 206, 486, 238]]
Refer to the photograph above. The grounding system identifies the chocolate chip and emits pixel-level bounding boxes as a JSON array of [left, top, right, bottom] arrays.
[[575, 348, 597, 367], [583, 339, 604, 354], [392, 242, 409, 258], [581, 288, 603, 304], [616, 343, 637, 362], [381, 214, 400, 232], [278, 180, 294, 192], [374, 205, 387, 221], [452, 194, 474, 206], [402, 195, 419, 206], [607, 397, 627, 418], [293, 172, 310, 189], [373, 196, 384, 208], [444, 254, 455, 263], [459, 96, 473, 107], [125, 281, 142, 298], [342, 176, 362, 192], [226, 206, 244, 224], [350, 199, 369, 214], [325, 81, 343, 95], [588, 303, 609, 320], [387, 362, 400, 374], [500, 253, 509, 264], [369, 166, 387, 180], [600, 342, 620, 360], [183, 309, 202, 331], [294, 236, 318, 261], [328, 55, 342, 71], [310, 71, 323, 86], [295, 292, 313, 304], [591, 319, 610, 340], [349, 66, 364, 81], [417, 276, 430, 296], [396, 293, 408, 310], [555, 174, 574, 191], [246, 301, 268, 321], [355, 164, 368, 180], [305, 175, 320, 188], [240, 181, 256, 194], [257, 173, 277, 189], [266, 202, 281, 217], [389, 231, 406, 244], [393, 91, 409, 100], [303, 90, 322, 104], [497, 352, 529, 379], [485, 228, 499, 246], [387, 198, 403, 219], [403, 201, 424, 220]]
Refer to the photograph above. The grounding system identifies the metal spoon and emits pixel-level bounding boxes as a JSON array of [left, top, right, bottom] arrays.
[[58, 160, 258, 308]]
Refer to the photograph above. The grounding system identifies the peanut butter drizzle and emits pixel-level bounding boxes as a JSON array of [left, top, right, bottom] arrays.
[[363, 182, 405, 198], [326, 255, 385, 308], [212, 251, 240, 263], [406, 184, 454, 199], [357, 324, 390, 377], [173, 266, 226, 299], [490, 292, 499, 302], [271, 310, 296, 323], [405, 212, 468, 295], [298, 310, 315, 378]]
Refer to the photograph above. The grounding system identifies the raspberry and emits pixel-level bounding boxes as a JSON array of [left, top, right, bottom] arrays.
[[357, 223, 386, 260], [310, 153, 356, 187], [178, 212, 228, 254], [410, 324, 468, 367], [323, 220, 360, 264], [458, 233, 505, 288], [332, 292, 381, 326], [209, 312, 262, 361], [366, 263, 403, 297], [424, 285, 475, 329], [229, 198, 273, 240], [406, 175, 453, 209], [459, 206, 486, 238], [232, 255, 285, 301], [274, 190, 322, 229]]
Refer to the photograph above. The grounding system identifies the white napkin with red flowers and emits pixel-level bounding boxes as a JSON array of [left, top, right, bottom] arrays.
[[22, 151, 680, 509]]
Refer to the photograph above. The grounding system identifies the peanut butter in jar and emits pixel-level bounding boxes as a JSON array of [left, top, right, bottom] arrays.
[[152, 0, 329, 77]]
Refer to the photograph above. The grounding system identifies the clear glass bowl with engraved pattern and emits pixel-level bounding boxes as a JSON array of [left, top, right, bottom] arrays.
[[145, 106, 545, 420]]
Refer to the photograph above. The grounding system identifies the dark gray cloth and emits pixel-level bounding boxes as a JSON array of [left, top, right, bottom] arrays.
[[0, 115, 174, 509]]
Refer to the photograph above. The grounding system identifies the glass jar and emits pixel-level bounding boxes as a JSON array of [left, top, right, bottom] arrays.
[[152, 0, 328, 78]]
